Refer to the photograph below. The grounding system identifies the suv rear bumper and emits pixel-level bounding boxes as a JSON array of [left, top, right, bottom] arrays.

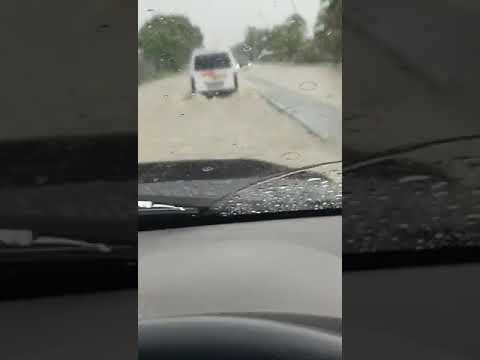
[[199, 88, 236, 96]]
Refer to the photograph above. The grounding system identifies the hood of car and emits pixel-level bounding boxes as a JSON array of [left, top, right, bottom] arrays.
[[138, 159, 342, 213]]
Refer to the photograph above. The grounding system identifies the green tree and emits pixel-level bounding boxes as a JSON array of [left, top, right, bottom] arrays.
[[315, 0, 342, 62], [284, 14, 307, 60], [243, 27, 271, 61], [270, 14, 307, 62], [138, 15, 203, 73], [231, 42, 250, 65], [269, 25, 289, 61], [296, 39, 323, 63]]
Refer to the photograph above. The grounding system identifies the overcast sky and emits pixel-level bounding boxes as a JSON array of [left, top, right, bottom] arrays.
[[138, 0, 322, 48]]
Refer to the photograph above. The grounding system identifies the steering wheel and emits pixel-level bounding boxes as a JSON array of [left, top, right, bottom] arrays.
[[139, 316, 342, 360]]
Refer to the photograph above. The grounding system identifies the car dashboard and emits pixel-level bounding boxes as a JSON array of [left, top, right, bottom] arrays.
[[139, 215, 341, 320]]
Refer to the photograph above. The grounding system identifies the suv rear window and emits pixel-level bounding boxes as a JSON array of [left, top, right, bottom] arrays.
[[194, 53, 231, 71]]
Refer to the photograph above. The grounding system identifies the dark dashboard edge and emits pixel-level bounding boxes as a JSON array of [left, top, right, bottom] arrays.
[[343, 247, 480, 271], [139, 208, 342, 231]]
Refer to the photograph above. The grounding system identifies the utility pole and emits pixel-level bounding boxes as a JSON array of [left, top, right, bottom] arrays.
[[290, 0, 298, 14]]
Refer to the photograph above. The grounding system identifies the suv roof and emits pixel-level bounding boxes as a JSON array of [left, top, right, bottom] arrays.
[[192, 48, 232, 57]]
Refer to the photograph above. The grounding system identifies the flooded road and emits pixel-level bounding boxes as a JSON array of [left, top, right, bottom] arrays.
[[138, 63, 342, 168]]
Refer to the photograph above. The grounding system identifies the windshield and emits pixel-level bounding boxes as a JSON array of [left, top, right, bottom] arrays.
[[138, 0, 342, 218], [195, 53, 232, 70]]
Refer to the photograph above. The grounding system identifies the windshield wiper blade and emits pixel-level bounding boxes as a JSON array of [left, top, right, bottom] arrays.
[[344, 134, 480, 172], [138, 201, 200, 215], [207, 160, 342, 210], [0, 229, 112, 253]]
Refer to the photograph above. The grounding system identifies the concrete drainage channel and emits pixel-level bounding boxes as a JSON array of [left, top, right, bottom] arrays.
[[246, 74, 342, 146], [258, 93, 323, 138]]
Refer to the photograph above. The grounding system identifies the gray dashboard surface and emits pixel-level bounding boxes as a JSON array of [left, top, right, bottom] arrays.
[[139, 216, 341, 321], [1, 290, 137, 360], [345, 263, 480, 360]]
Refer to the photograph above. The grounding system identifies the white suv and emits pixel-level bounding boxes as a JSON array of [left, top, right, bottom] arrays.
[[190, 48, 239, 98]]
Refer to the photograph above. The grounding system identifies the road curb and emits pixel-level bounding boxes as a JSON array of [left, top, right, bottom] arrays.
[[256, 91, 332, 142]]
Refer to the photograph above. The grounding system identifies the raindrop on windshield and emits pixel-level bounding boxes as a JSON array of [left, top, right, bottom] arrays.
[[398, 175, 431, 184], [431, 181, 448, 190], [97, 24, 110, 32], [465, 214, 480, 221], [433, 191, 449, 198], [35, 175, 48, 185], [202, 166, 214, 173]]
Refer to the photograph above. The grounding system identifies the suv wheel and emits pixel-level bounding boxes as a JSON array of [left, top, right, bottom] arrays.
[[191, 78, 196, 94], [234, 75, 239, 91]]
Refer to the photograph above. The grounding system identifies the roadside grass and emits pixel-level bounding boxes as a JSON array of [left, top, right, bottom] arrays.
[[138, 70, 175, 87]]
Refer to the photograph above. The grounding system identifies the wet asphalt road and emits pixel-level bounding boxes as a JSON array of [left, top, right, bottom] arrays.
[[138, 63, 342, 168]]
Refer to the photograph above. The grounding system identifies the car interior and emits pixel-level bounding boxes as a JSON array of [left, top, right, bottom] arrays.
[[139, 215, 341, 360], [1, 1, 137, 359], [4, 0, 479, 359]]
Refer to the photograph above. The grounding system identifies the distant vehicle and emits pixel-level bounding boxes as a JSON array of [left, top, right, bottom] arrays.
[[190, 48, 239, 98]]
